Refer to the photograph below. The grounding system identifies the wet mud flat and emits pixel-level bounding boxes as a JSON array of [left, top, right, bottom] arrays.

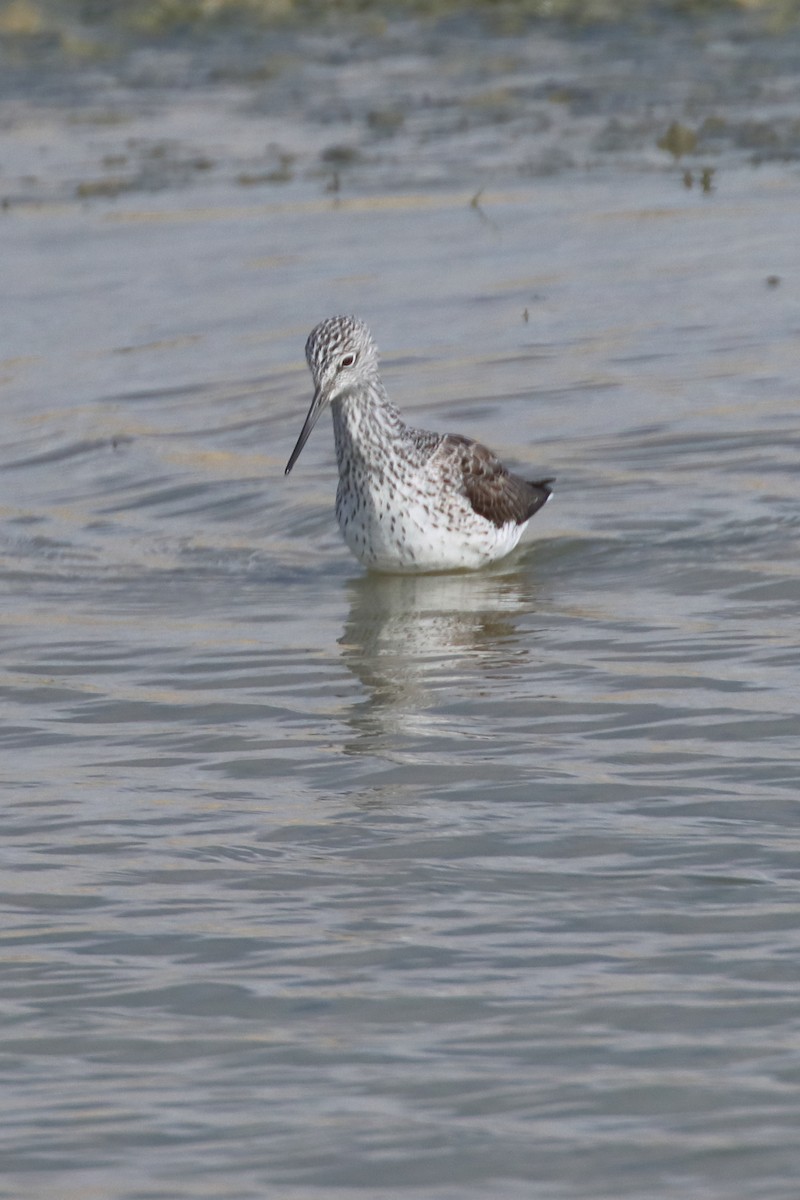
[[3, 4, 800, 204]]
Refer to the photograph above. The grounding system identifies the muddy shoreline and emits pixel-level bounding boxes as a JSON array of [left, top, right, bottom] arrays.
[[3, 5, 800, 208]]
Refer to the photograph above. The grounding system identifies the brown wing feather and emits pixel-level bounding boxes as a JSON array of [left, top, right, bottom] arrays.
[[444, 434, 554, 529]]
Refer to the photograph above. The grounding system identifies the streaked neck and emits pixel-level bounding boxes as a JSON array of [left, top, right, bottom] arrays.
[[331, 379, 406, 467]]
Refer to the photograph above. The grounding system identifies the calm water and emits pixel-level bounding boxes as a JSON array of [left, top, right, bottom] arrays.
[[2, 12, 800, 1200]]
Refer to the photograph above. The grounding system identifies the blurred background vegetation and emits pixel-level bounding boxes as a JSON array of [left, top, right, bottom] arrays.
[[1, 0, 798, 46]]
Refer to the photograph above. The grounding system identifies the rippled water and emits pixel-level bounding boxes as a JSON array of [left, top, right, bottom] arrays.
[[3, 13, 800, 1200]]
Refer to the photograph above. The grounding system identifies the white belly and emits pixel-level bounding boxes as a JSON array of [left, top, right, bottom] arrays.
[[336, 477, 525, 573]]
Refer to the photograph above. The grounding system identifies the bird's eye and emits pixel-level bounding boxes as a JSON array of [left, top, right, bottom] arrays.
[[339, 353, 356, 370]]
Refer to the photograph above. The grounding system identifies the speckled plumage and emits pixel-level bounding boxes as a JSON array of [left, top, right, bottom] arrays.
[[285, 316, 553, 573]]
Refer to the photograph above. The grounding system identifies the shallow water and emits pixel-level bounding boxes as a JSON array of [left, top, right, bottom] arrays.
[[2, 11, 800, 1200]]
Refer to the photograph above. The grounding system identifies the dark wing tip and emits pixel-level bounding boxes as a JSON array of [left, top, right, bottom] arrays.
[[523, 477, 554, 519]]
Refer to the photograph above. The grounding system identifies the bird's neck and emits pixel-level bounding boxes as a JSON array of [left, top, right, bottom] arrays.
[[331, 380, 406, 469]]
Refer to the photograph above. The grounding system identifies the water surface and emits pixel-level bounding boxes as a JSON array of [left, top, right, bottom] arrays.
[[2, 11, 800, 1200]]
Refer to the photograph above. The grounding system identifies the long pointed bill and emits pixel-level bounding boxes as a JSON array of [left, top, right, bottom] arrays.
[[285, 387, 327, 475]]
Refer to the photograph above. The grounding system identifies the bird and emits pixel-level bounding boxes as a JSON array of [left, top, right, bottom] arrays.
[[285, 316, 553, 573]]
